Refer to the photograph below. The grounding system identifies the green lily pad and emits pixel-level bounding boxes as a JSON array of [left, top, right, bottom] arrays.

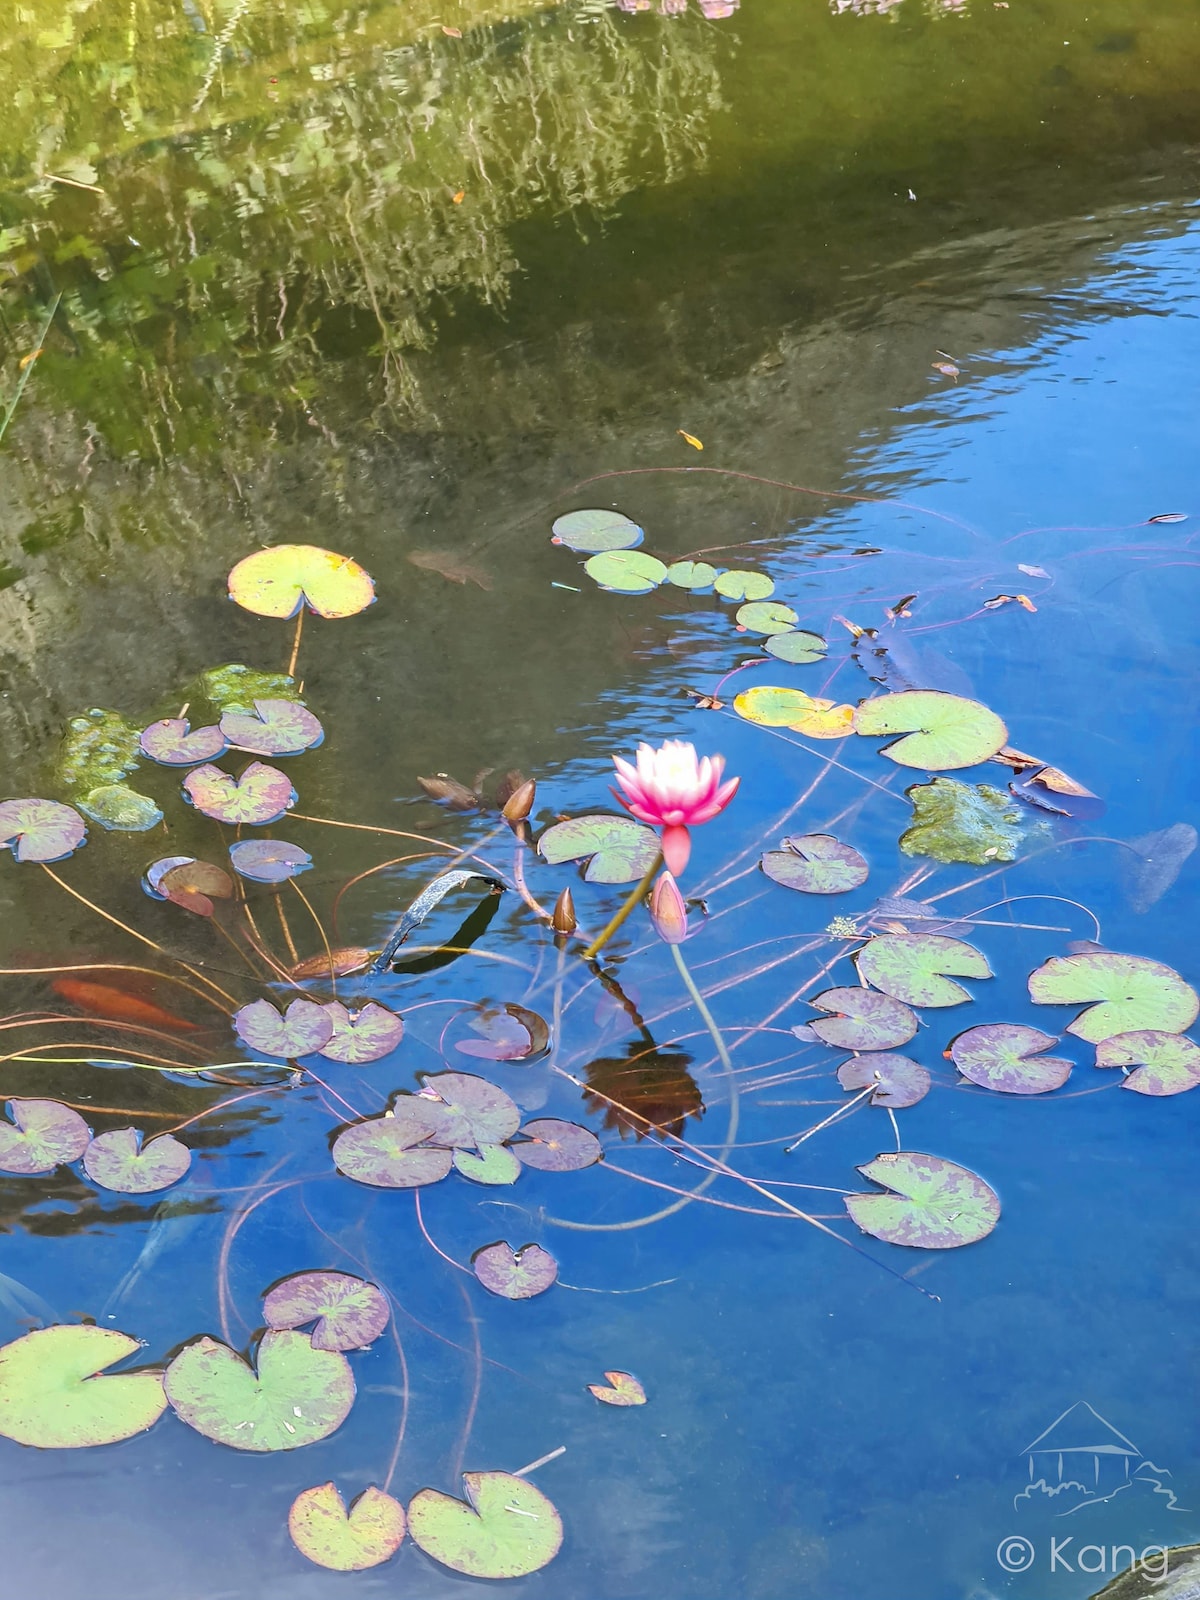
[[538, 814, 660, 884], [263, 1272, 390, 1351], [0, 798, 88, 863], [845, 1152, 1001, 1249], [900, 778, 1023, 866], [764, 629, 828, 665], [78, 784, 164, 832], [551, 508, 644, 553], [713, 569, 774, 602], [854, 691, 1008, 770], [761, 835, 869, 895], [948, 1024, 1072, 1094], [289, 1482, 406, 1572], [199, 664, 303, 716], [83, 1128, 192, 1193], [665, 560, 717, 589], [0, 1325, 167, 1447], [733, 685, 856, 738], [807, 988, 918, 1051], [1094, 1030, 1200, 1096], [583, 550, 667, 594], [472, 1241, 558, 1299], [1027, 952, 1199, 1044], [228, 544, 375, 620], [856, 934, 992, 1007], [836, 1054, 930, 1108], [453, 1145, 522, 1185], [736, 601, 798, 635], [164, 1330, 354, 1452], [55, 709, 142, 793], [0, 1099, 91, 1174], [407, 1472, 563, 1579]]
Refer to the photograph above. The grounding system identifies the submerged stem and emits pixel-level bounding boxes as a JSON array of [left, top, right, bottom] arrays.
[[580, 851, 662, 961]]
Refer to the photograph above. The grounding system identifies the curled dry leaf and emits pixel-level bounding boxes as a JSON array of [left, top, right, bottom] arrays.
[[589, 1370, 646, 1406]]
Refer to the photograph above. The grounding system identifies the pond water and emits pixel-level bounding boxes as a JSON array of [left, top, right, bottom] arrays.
[[2, 1, 1200, 1597]]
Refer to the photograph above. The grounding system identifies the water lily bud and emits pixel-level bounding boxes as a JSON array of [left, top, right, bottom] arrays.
[[502, 778, 537, 825], [552, 886, 576, 936], [648, 870, 688, 945]]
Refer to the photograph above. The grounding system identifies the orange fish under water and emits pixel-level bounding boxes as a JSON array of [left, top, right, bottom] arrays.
[[50, 978, 202, 1034]]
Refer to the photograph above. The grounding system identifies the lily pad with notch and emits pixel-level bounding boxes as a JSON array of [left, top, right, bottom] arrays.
[[263, 1271, 389, 1351], [854, 691, 1008, 770], [227, 545, 376, 620], [332, 1103, 454, 1189], [588, 1370, 646, 1406], [83, 1128, 192, 1193], [713, 569, 774, 602], [583, 550, 667, 594], [764, 629, 828, 665], [139, 718, 227, 767], [665, 560, 717, 589], [219, 699, 324, 758], [538, 814, 660, 884], [453, 1145, 522, 1185], [1027, 952, 1199, 1044], [948, 1024, 1072, 1095], [734, 685, 856, 738], [228, 839, 313, 884], [454, 1003, 549, 1062], [235, 997, 334, 1059], [836, 1054, 930, 1108], [289, 1482, 406, 1572], [417, 1072, 521, 1148], [807, 989, 919, 1052], [512, 1119, 603, 1171], [0, 1099, 91, 1174], [736, 601, 798, 635], [319, 1002, 404, 1064], [0, 1325, 167, 1448], [183, 762, 297, 826], [551, 508, 644, 553], [407, 1472, 562, 1579], [164, 1330, 354, 1452], [472, 1241, 558, 1300], [1094, 1030, 1200, 1096], [845, 1152, 1000, 1249], [0, 798, 87, 863], [856, 934, 992, 1007], [761, 835, 868, 895]]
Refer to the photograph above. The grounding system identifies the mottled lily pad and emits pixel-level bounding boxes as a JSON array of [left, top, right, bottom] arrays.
[[0, 798, 87, 863], [78, 784, 163, 832], [289, 1483, 406, 1572], [234, 997, 334, 1059], [764, 629, 828, 665], [453, 1145, 522, 1185], [228, 839, 313, 883], [1094, 1030, 1200, 1097], [583, 550, 667, 594], [854, 691, 1008, 770], [0, 1325, 167, 1448], [845, 1152, 1000, 1249], [1028, 952, 1199, 1044], [319, 1002, 404, 1064], [807, 989, 918, 1051], [856, 934, 992, 1007], [551, 508, 643, 553], [713, 569, 774, 601], [736, 601, 798, 634], [418, 1073, 520, 1148], [139, 718, 227, 767], [219, 700, 324, 758], [183, 762, 296, 826], [900, 778, 1023, 866], [263, 1272, 390, 1351], [588, 1370, 646, 1406], [332, 1107, 454, 1189], [228, 545, 376, 620], [949, 1024, 1072, 1095], [0, 1099, 91, 1174], [407, 1472, 563, 1579], [472, 1241, 558, 1299], [512, 1119, 603, 1172], [665, 560, 717, 589], [538, 814, 660, 884], [761, 835, 869, 895], [836, 1054, 930, 1108], [83, 1128, 192, 1193], [164, 1331, 355, 1451]]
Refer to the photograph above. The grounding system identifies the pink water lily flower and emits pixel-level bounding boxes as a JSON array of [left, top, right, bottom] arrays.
[[612, 739, 739, 876]]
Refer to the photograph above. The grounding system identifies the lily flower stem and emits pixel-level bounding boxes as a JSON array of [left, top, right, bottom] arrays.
[[580, 851, 662, 961]]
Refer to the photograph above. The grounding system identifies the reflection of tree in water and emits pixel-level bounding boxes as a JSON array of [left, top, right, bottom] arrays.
[[582, 1039, 704, 1139], [0, 1171, 219, 1240]]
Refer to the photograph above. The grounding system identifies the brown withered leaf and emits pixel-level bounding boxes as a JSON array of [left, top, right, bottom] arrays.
[[983, 593, 1037, 612], [407, 548, 492, 589], [417, 774, 480, 810], [684, 688, 724, 711]]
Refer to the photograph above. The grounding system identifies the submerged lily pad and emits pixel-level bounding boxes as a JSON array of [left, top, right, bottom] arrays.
[[856, 934, 992, 1007], [1122, 823, 1198, 914], [764, 629, 828, 665], [219, 700, 324, 758], [407, 1472, 563, 1579], [713, 569, 774, 602], [1094, 1030, 1200, 1096], [583, 550, 667, 594], [733, 685, 855, 738], [0, 1325, 167, 1448], [807, 989, 918, 1051], [588, 1371, 646, 1406], [332, 1106, 454, 1189], [183, 762, 296, 826], [949, 1024, 1072, 1095], [83, 1129, 192, 1193], [319, 1002, 404, 1064], [665, 560, 717, 589], [512, 1119, 603, 1172], [836, 1054, 930, 1108], [234, 997, 334, 1059], [159, 859, 235, 917], [453, 1145, 522, 1185], [418, 1072, 520, 1148], [736, 601, 798, 635], [472, 1241, 558, 1299], [164, 1331, 355, 1452], [78, 784, 163, 832], [263, 1272, 389, 1351], [289, 1483, 406, 1572], [1028, 952, 1199, 1044], [551, 508, 644, 553], [854, 691, 1008, 770], [139, 718, 227, 767], [55, 709, 141, 792], [0, 1099, 91, 1174], [0, 798, 87, 863], [228, 839, 313, 883], [900, 778, 1023, 866], [845, 1152, 1000, 1249], [228, 545, 376, 620], [761, 835, 869, 895], [538, 814, 660, 884], [199, 664, 303, 716], [455, 1004, 548, 1062]]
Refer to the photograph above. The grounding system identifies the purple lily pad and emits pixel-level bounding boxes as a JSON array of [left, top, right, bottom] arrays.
[[0, 1099, 91, 1175], [761, 835, 869, 895], [319, 1002, 404, 1064], [845, 1152, 1000, 1249], [1095, 1030, 1200, 1097], [512, 1119, 603, 1171], [263, 1271, 390, 1351], [219, 699, 325, 758], [182, 762, 297, 826], [83, 1128, 192, 1193], [235, 997, 334, 1058], [455, 1009, 534, 1062], [807, 988, 919, 1051], [228, 839, 314, 884], [472, 1241, 558, 1300], [418, 1072, 520, 1147], [139, 718, 227, 767], [0, 798, 87, 863], [949, 1024, 1073, 1095], [836, 1055, 930, 1108], [332, 1108, 454, 1189]]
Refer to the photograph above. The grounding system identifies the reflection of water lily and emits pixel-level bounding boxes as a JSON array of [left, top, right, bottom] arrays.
[[612, 739, 739, 876], [649, 870, 689, 944], [584, 1042, 704, 1139], [696, 0, 739, 15]]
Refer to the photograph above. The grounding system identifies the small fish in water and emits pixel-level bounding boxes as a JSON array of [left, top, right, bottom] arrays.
[[406, 549, 492, 589], [50, 978, 202, 1033]]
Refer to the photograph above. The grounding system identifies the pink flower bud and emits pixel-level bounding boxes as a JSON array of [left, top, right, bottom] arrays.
[[648, 870, 688, 945]]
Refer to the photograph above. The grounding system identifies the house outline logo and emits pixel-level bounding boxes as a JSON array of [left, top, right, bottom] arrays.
[[1013, 1402, 1186, 1516]]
